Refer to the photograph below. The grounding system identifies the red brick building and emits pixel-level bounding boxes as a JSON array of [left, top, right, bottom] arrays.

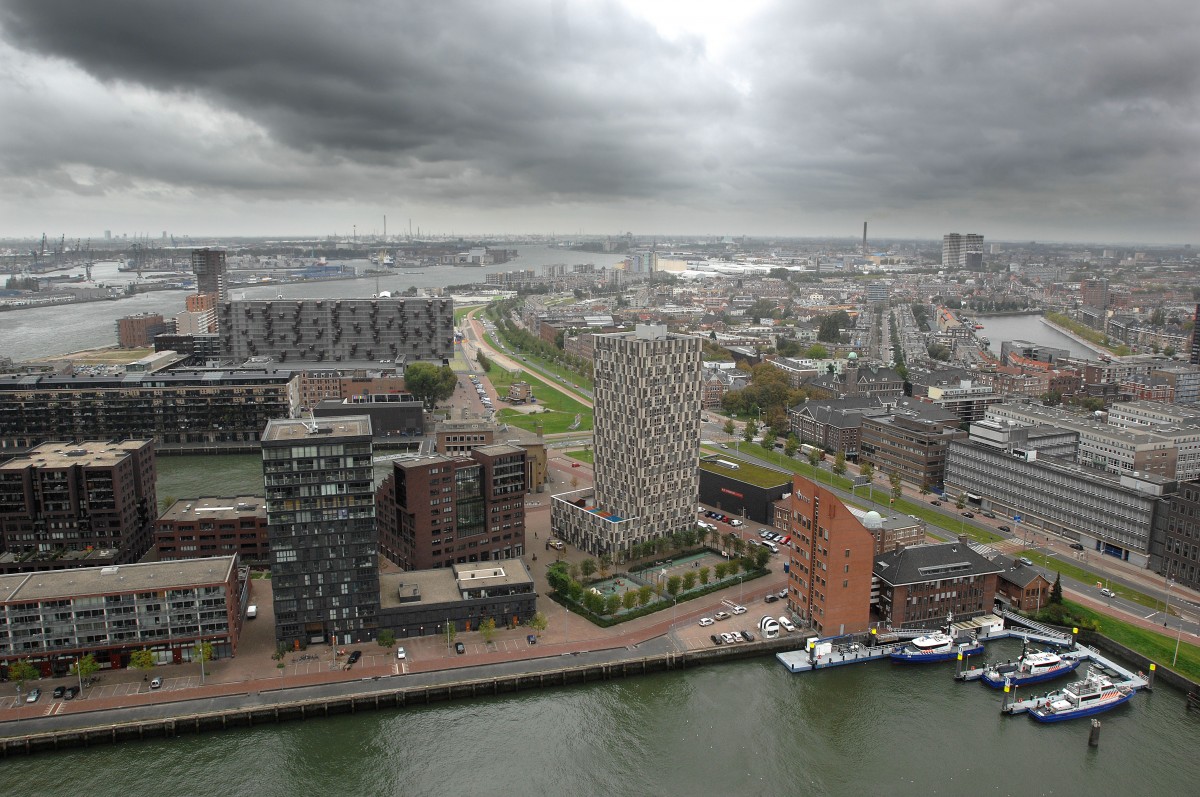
[[784, 475, 874, 636], [994, 555, 1053, 613], [873, 542, 1002, 628], [156, 496, 270, 567], [376, 444, 527, 570], [116, 313, 169, 348]]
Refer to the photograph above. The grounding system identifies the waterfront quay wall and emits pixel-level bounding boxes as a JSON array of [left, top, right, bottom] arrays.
[[1, 638, 797, 757], [1077, 629, 1199, 694]]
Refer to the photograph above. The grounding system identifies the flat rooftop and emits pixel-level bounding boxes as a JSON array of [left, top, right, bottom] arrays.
[[453, 561, 532, 589], [261, 415, 372, 442], [699, 455, 792, 488], [380, 569, 460, 608], [160, 495, 266, 522], [0, 556, 237, 603], [0, 439, 151, 471]]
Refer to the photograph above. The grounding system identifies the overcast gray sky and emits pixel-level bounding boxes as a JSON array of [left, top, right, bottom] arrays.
[[0, 0, 1196, 243]]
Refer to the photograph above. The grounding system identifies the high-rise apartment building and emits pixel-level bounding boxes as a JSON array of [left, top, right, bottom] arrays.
[[551, 324, 701, 556], [1191, 304, 1200, 365], [0, 440, 157, 573], [262, 416, 379, 646], [375, 444, 527, 570], [219, 297, 454, 365], [1080, 278, 1110, 310], [942, 233, 984, 270], [191, 248, 228, 302]]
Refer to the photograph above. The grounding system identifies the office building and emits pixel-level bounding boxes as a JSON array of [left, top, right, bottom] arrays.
[[375, 444, 527, 571], [1156, 480, 1200, 590], [873, 542, 1002, 627], [0, 556, 245, 675], [116, 313, 169, 348], [156, 496, 271, 568], [378, 561, 536, 639], [191, 248, 228, 302], [551, 325, 701, 556], [784, 475, 874, 636], [0, 440, 156, 574], [859, 400, 965, 489], [697, 456, 792, 525], [262, 416, 379, 646], [1080, 278, 1110, 309], [1191, 304, 1200, 365], [942, 233, 984, 270], [218, 297, 454, 365]]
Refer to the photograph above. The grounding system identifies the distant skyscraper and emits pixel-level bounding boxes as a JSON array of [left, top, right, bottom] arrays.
[[551, 324, 701, 555], [191, 248, 227, 302], [1191, 304, 1200, 365], [942, 233, 984, 270], [1080, 278, 1110, 309], [262, 416, 379, 647]]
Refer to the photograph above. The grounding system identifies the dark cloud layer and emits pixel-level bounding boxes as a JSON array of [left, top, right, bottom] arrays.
[[0, 0, 1197, 240]]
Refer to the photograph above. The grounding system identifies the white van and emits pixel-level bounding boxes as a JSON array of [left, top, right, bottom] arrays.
[[246, 604, 258, 619], [777, 616, 796, 633], [763, 541, 779, 554]]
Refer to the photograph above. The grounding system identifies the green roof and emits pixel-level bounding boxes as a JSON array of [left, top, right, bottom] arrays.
[[698, 455, 792, 488]]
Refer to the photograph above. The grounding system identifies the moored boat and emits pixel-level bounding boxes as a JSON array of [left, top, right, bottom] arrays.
[[891, 631, 984, 663], [981, 648, 1080, 688], [1027, 668, 1134, 723]]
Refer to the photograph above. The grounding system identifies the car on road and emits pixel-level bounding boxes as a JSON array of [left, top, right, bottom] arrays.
[[1100, 588, 1115, 598], [1069, 542, 1085, 550], [961, 511, 975, 518], [982, 512, 997, 519], [396, 647, 406, 660], [720, 633, 737, 644], [52, 686, 65, 699], [698, 617, 715, 627], [764, 594, 779, 604], [731, 605, 747, 615], [778, 616, 797, 633], [64, 686, 79, 700], [25, 688, 40, 703], [718, 443, 729, 450], [1018, 557, 1034, 566], [714, 611, 731, 621], [455, 641, 466, 654], [150, 677, 163, 689], [998, 525, 1012, 532]]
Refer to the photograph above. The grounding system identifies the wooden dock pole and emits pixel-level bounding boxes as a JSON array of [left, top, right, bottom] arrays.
[[1001, 680, 1011, 713], [1088, 719, 1101, 747], [1146, 663, 1155, 690]]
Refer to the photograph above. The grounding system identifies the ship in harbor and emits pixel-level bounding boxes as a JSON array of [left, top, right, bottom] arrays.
[[1027, 668, 1135, 723], [980, 645, 1081, 688], [890, 630, 984, 663]]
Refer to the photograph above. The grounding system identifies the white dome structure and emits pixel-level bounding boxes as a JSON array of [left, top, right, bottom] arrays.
[[860, 510, 884, 530]]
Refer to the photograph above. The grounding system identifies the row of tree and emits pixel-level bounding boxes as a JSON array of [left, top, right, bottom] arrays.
[[8, 642, 213, 693]]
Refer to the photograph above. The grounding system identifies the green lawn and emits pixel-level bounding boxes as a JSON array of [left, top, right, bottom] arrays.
[[1018, 549, 1166, 612], [483, 331, 596, 394], [566, 449, 594, 464], [1055, 601, 1200, 683], [487, 365, 594, 434]]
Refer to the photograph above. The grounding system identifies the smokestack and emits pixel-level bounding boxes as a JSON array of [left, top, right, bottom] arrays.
[[862, 221, 868, 255]]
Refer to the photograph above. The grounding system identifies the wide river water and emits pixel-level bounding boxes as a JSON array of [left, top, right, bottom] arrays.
[[4, 647, 1198, 796]]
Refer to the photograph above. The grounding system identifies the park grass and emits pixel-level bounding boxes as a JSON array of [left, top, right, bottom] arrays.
[[487, 365, 594, 435], [1019, 549, 1166, 612], [1044, 312, 1133, 356], [483, 331, 596, 394], [566, 449, 594, 464], [1057, 601, 1200, 683]]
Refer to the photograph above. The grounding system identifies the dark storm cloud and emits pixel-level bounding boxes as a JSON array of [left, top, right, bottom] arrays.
[[0, 0, 1196, 239], [0, 0, 740, 203]]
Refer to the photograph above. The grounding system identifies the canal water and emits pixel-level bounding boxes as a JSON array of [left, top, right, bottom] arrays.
[[4, 649, 1197, 796], [981, 314, 1097, 358]]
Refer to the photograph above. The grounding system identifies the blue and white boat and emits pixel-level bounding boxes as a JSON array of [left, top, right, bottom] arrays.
[[1028, 668, 1134, 723], [981, 648, 1081, 688], [890, 631, 985, 663]]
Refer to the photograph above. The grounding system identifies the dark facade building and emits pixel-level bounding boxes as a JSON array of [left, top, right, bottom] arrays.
[[218, 297, 454, 365], [804, 356, 904, 402], [191, 248, 228, 302], [375, 444, 527, 571], [262, 416, 379, 647], [378, 561, 536, 639], [0, 369, 297, 453], [859, 401, 965, 490], [873, 542, 1002, 627], [313, 394, 425, 439], [1156, 479, 1200, 590], [153, 332, 222, 364], [785, 475, 874, 636], [0, 440, 156, 574], [0, 556, 246, 677], [697, 456, 792, 525], [156, 496, 271, 568], [1192, 304, 1200, 366]]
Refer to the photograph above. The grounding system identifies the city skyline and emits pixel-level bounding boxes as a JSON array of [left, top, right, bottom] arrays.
[[0, 1, 1196, 243]]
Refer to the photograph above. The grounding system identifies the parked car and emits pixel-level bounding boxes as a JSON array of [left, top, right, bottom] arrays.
[[759, 529, 771, 538], [150, 677, 163, 689], [777, 589, 788, 599], [25, 688, 40, 703], [778, 616, 797, 633], [730, 519, 744, 527], [714, 611, 731, 621], [710, 634, 723, 645], [778, 536, 791, 546], [741, 630, 756, 642], [1069, 542, 1085, 550], [346, 651, 362, 668], [764, 594, 779, 604], [998, 525, 1012, 532], [961, 511, 975, 518], [396, 647, 407, 660], [64, 686, 79, 700], [52, 686, 65, 699], [455, 641, 466, 654], [982, 512, 997, 519], [720, 633, 737, 644], [731, 605, 747, 615], [698, 617, 715, 627], [930, 500, 942, 506]]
